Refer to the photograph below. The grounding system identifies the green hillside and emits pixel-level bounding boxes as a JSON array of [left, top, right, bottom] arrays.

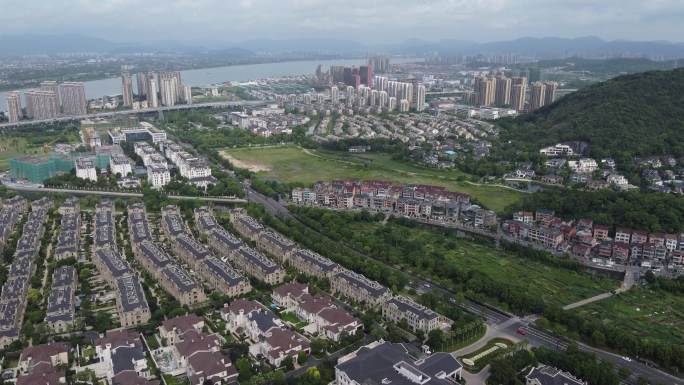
[[496, 68, 684, 163]]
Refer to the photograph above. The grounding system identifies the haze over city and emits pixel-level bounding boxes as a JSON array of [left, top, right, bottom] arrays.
[[1, 0, 683, 45]]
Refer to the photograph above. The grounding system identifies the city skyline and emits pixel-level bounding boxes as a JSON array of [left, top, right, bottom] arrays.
[[0, 0, 683, 46]]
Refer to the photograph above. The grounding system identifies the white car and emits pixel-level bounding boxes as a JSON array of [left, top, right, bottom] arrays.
[[621, 356, 632, 362]]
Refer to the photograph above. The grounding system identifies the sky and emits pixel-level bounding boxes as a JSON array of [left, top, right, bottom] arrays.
[[0, 0, 683, 45]]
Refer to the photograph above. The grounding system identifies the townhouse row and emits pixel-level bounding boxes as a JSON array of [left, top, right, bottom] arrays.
[[54, 197, 80, 261], [128, 204, 207, 307], [92, 201, 151, 328], [226, 208, 449, 334], [160, 205, 252, 297], [0, 197, 50, 348], [194, 207, 285, 285], [506, 209, 684, 268], [292, 181, 498, 228]]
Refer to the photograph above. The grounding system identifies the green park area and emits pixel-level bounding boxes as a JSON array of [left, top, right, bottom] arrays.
[[331, 216, 618, 309], [570, 286, 684, 346], [220, 145, 523, 212], [284, 207, 618, 316]]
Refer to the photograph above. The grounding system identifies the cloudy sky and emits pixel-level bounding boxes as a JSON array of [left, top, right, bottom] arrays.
[[0, 0, 682, 44]]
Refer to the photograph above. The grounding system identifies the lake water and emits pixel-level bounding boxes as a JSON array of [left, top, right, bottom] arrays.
[[1, 57, 421, 111]]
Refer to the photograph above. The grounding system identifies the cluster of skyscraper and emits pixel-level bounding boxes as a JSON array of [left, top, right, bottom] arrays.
[[471, 74, 556, 111], [326, 56, 425, 113], [331, 77, 425, 113], [121, 71, 192, 109], [6, 81, 86, 123]]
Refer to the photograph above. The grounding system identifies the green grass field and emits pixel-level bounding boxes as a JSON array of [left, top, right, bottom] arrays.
[[573, 287, 684, 345], [221, 145, 524, 212], [344, 220, 618, 308]]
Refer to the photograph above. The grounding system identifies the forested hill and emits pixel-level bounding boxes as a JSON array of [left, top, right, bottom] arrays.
[[496, 68, 684, 163]]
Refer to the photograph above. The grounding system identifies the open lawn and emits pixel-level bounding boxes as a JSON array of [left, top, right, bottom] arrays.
[[220, 145, 524, 212], [572, 287, 684, 345]]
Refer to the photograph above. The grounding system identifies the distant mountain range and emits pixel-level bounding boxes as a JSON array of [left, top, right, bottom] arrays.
[[2, 34, 684, 59]]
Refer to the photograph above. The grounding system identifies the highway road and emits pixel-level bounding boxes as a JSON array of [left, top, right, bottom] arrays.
[[243, 186, 683, 385], [0, 100, 267, 129]]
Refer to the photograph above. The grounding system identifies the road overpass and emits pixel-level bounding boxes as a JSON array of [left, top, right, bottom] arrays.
[[0, 100, 267, 130]]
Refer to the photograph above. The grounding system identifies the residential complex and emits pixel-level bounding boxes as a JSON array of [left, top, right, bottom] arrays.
[[291, 180, 496, 229], [0, 197, 51, 348], [221, 299, 310, 367]]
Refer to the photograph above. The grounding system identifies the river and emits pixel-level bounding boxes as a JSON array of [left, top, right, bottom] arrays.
[[1, 57, 421, 111]]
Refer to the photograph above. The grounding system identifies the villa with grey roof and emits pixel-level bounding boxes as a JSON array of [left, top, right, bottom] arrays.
[[331, 269, 391, 307], [335, 340, 463, 385], [46, 266, 77, 333], [197, 256, 251, 298], [116, 275, 151, 327]]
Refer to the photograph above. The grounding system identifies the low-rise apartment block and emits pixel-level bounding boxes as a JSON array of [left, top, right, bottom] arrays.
[[54, 206, 80, 261], [256, 230, 297, 262], [194, 206, 219, 234], [382, 295, 445, 334], [93, 248, 132, 286], [288, 248, 341, 279], [46, 266, 77, 333], [0, 198, 51, 348], [75, 156, 98, 182], [173, 233, 211, 270], [198, 257, 251, 297], [132, 240, 172, 281], [110, 153, 133, 176], [161, 205, 188, 239], [229, 211, 265, 242], [116, 275, 151, 327], [331, 269, 391, 307], [160, 264, 207, 307], [231, 246, 285, 285]]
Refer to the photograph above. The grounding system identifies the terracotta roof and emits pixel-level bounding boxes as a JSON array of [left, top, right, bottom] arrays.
[[273, 282, 308, 299], [112, 371, 161, 385], [16, 362, 64, 385], [175, 331, 220, 358], [19, 342, 68, 367], [161, 314, 203, 335], [95, 329, 141, 350], [222, 299, 262, 315]]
